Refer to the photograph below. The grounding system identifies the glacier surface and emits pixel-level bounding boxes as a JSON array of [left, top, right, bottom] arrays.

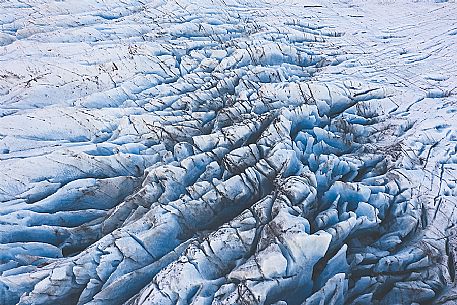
[[0, 0, 456, 304]]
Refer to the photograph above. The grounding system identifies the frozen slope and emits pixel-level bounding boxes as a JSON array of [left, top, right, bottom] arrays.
[[0, 0, 456, 304]]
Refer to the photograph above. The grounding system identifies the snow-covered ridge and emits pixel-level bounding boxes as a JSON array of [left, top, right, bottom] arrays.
[[1, 0, 456, 304]]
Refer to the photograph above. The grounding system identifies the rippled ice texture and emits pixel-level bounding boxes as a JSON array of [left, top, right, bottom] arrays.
[[0, 0, 456, 304]]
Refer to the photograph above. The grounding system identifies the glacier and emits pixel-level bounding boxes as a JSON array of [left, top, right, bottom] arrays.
[[0, 0, 456, 304]]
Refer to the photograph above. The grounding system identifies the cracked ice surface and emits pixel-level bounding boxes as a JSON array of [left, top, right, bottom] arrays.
[[0, 0, 456, 304]]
